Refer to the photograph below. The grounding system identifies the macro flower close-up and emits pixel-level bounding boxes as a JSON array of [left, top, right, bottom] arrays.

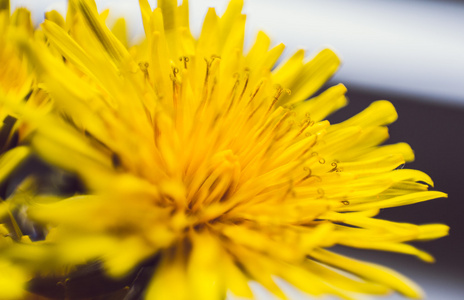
[[0, 0, 453, 299]]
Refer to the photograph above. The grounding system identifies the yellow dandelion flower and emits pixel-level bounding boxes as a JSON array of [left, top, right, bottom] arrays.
[[0, 0, 50, 183], [0, 0, 448, 299]]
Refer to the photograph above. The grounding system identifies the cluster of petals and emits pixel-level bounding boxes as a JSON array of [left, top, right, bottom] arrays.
[[0, 0, 447, 299]]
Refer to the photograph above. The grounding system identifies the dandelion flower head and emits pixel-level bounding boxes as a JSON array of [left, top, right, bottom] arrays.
[[0, 0, 448, 299]]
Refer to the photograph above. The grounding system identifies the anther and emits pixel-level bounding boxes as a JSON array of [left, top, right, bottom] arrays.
[[227, 78, 241, 113], [239, 70, 250, 101], [296, 118, 313, 138], [138, 62, 150, 79], [300, 167, 312, 182], [266, 86, 283, 113], [329, 161, 341, 172], [204, 56, 220, 70], [274, 85, 284, 99], [179, 56, 189, 69], [247, 81, 264, 105]]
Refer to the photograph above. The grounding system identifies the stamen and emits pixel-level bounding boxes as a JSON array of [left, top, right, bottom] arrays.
[[210, 77, 218, 106], [329, 161, 341, 172], [267, 85, 291, 113], [273, 117, 294, 141], [199, 56, 220, 110], [138, 62, 150, 80], [172, 67, 179, 77], [299, 167, 313, 183], [171, 67, 181, 122], [179, 56, 189, 69], [280, 179, 296, 202], [297, 167, 321, 184], [273, 127, 290, 142], [169, 65, 180, 81], [274, 111, 291, 131], [226, 75, 240, 113], [247, 80, 264, 106], [299, 136, 318, 159], [239, 68, 250, 102], [170, 67, 181, 85], [275, 85, 284, 99], [295, 118, 312, 138], [247, 101, 264, 120]]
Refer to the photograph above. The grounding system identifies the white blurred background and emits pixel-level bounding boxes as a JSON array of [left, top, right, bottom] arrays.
[[10, 0, 464, 106], [9, 1, 464, 299]]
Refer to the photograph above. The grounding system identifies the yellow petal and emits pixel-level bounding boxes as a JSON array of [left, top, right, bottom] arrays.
[[76, 0, 128, 62], [0, 260, 27, 299], [272, 49, 305, 89], [187, 232, 225, 300], [111, 17, 128, 48], [44, 10, 65, 28], [294, 83, 348, 122], [333, 100, 398, 129], [346, 191, 447, 211], [0, 146, 30, 183], [145, 248, 189, 300], [310, 248, 423, 299], [284, 49, 341, 105]]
